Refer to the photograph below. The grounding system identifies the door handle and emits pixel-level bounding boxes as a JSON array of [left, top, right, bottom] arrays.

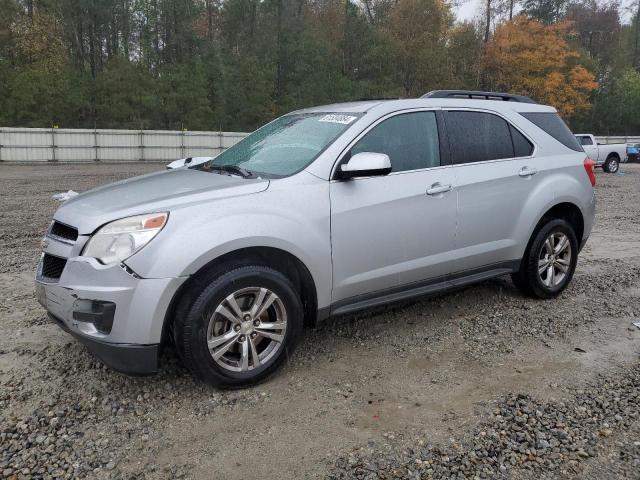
[[519, 166, 538, 177], [426, 183, 452, 195]]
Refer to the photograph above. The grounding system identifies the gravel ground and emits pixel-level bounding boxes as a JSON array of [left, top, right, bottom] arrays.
[[0, 162, 639, 479]]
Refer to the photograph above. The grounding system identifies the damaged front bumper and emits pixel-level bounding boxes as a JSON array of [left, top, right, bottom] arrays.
[[35, 243, 186, 375]]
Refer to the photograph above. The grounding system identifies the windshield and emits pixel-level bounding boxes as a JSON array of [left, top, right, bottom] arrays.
[[200, 112, 361, 177]]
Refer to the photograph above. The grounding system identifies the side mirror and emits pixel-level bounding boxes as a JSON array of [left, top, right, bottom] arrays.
[[337, 152, 392, 179]]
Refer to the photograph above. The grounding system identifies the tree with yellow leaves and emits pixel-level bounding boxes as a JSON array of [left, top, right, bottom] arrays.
[[483, 16, 598, 117]]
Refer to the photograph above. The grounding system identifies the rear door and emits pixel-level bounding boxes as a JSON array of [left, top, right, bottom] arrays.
[[443, 109, 537, 274], [330, 110, 457, 304]]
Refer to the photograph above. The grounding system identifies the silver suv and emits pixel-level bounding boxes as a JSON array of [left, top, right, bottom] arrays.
[[36, 90, 596, 387]]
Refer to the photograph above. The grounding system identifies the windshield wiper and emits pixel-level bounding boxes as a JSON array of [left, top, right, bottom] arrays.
[[208, 164, 253, 178]]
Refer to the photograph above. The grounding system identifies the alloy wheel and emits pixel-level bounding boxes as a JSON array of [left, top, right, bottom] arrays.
[[206, 287, 287, 372], [538, 232, 572, 288]]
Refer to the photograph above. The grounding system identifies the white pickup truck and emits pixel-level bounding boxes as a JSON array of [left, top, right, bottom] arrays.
[[574, 134, 627, 173]]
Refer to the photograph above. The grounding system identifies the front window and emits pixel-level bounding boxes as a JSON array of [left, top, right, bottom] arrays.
[[200, 113, 361, 177], [350, 111, 441, 172]]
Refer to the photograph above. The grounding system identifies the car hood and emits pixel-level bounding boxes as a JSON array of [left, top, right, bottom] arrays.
[[54, 168, 269, 234]]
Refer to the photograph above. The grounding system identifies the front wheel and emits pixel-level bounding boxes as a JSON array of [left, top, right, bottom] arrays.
[[603, 156, 619, 173], [176, 266, 303, 388], [511, 219, 578, 299]]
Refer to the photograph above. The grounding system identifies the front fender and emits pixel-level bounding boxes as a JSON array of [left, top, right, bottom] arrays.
[[124, 177, 332, 308]]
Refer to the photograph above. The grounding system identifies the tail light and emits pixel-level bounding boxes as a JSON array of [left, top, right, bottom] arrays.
[[584, 158, 596, 187]]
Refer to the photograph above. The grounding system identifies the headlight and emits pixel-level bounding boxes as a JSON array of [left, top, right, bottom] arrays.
[[82, 212, 168, 264]]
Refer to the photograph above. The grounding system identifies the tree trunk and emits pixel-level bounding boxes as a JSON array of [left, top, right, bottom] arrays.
[[484, 0, 491, 42], [275, 0, 284, 108], [342, 0, 349, 76], [206, 0, 214, 41], [634, 2, 640, 70], [363, 0, 375, 23], [122, 0, 130, 58], [89, 22, 96, 79]]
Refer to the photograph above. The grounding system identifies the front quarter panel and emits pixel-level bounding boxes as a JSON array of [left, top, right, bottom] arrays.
[[124, 172, 332, 309]]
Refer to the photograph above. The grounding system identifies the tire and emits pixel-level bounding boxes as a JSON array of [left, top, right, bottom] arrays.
[[511, 218, 578, 299], [603, 156, 619, 173], [175, 265, 304, 388]]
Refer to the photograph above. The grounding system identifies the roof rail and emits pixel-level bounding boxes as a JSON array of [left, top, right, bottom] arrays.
[[421, 90, 536, 104]]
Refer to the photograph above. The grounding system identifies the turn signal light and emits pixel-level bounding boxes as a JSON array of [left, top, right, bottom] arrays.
[[583, 158, 596, 187], [143, 214, 167, 229]]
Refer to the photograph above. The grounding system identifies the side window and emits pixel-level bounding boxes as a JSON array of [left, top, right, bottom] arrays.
[[350, 111, 440, 172], [445, 111, 514, 164], [579, 136, 593, 146], [510, 125, 534, 157]]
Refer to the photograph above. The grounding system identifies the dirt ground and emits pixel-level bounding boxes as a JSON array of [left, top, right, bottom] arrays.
[[0, 162, 639, 479]]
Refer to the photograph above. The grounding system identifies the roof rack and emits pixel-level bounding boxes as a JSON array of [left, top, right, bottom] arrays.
[[421, 90, 536, 104]]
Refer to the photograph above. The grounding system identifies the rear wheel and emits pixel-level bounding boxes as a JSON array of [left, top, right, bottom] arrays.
[[511, 218, 578, 299], [175, 265, 303, 388], [603, 156, 619, 173]]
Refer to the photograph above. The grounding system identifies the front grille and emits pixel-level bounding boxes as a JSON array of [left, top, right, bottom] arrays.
[[49, 221, 78, 242], [41, 254, 67, 279]]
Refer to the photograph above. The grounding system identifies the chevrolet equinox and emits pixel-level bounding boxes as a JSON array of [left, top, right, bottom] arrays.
[[35, 90, 597, 387]]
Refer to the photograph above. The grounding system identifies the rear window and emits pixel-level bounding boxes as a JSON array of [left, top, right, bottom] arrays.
[[577, 135, 593, 146], [520, 112, 582, 151], [445, 111, 514, 164]]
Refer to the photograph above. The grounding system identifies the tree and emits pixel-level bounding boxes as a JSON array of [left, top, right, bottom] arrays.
[[447, 22, 482, 89], [384, 0, 453, 96], [157, 60, 215, 130], [484, 16, 598, 117], [565, 1, 620, 64], [6, 8, 90, 127], [521, 0, 569, 24], [586, 68, 640, 134], [95, 57, 159, 128], [0, 0, 610, 131]]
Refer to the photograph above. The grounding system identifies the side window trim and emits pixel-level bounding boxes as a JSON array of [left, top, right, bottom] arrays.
[[330, 108, 447, 180], [442, 108, 537, 167]]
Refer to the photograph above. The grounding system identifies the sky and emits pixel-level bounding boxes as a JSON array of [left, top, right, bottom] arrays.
[[455, 0, 483, 22], [454, 0, 636, 23]]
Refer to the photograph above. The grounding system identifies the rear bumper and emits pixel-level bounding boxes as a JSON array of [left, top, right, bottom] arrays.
[[48, 313, 159, 375], [580, 191, 596, 251]]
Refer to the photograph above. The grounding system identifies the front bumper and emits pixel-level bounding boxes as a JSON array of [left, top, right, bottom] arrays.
[[36, 254, 186, 375], [48, 313, 160, 375]]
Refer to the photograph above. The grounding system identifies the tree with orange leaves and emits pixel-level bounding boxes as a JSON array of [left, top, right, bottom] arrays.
[[483, 16, 598, 117]]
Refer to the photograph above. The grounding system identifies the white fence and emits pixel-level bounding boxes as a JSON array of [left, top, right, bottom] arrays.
[[0, 127, 248, 162], [0, 128, 637, 163], [595, 136, 640, 145]]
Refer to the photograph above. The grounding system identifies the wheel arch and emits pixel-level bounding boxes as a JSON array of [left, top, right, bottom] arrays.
[[162, 246, 319, 345], [523, 202, 585, 261]]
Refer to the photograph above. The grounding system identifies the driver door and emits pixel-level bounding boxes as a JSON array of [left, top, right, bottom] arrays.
[[330, 110, 457, 306]]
